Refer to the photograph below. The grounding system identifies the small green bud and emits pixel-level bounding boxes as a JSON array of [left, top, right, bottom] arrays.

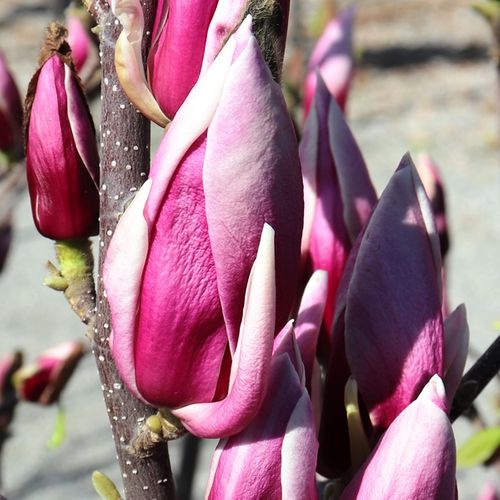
[[92, 471, 122, 500], [146, 414, 163, 435]]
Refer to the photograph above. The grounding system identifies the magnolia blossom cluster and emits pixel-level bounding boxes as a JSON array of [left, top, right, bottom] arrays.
[[23, 3, 470, 499]]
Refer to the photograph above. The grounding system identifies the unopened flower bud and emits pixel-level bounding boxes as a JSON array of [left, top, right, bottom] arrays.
[[13, 341, 84, 405], [25, 22, 100, 240], [0, 51, 23, 161]]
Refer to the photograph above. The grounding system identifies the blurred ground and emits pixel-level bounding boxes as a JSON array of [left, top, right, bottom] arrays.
[[0, 0, 499, 498]]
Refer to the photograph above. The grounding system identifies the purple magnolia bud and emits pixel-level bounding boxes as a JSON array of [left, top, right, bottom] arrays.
[[206, 324, 318, 500], [344, 154, 444, 429], [304, 7, 355, 118], [104, 20, 303, 438], [25, 23, 100, 241], [300, 74, 376, 343], [341, 376, 456, 500], [0, 51, 23, 160], [319, 154, 468, 477], [13, 341, 84, 405]]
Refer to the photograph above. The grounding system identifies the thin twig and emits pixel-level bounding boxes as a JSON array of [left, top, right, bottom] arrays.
[[451, 335, 500, 422]]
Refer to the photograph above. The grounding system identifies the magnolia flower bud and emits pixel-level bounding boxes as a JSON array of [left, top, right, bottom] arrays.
[[304, 7, 355, 118], [13, 341, 84, 405], [341, 376, 456, 500], [104, 20, 303, 438], [206, 323, 317, 500], [25, 23, 100, 240], [66, 8, 100, 88], [112, 0, 290, 123], [0, 51, 23, 161]]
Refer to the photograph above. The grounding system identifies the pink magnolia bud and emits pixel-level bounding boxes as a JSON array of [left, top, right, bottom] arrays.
[[104, 20, 303, 438], [13, 341, 84, 405], [341, 376, 456, 500], [304, 7, 355, 118], [147, 0, 220, 119], [300, 74, 376, 342], [66, 12, 99, 87], [206, 324, 317, 500], [0, 51, 23, 160], [478, 482, 499, 500], [25, 23, 100, 240], [112, 0, 290, 124]]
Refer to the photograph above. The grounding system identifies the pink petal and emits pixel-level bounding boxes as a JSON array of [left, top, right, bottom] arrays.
[[103, 180, 152, 403], [111, 0, 168, 127], [135, 133, 227, 407], [345, 154, 444, 429], [0, 51, 23, 157], [317, 230, 364, 477], [173, 224, 276, 438], [206, 354, 305, 499], [203, 33, 303, 350], [201, 0, 247, 73], [295, 270, 328, 386], [304, 7, 355, 116], [281, 391, 319, 500], [66, 15, 99, 84], [341, 376, 456, 500], [147, 0, 219, 118]]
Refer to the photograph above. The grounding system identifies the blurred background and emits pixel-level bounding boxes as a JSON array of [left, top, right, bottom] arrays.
[[0, 0, 498, 498]]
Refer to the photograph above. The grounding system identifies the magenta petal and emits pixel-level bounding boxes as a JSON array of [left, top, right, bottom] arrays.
[[201, 0, 247, 72], [148, 0, 219, 118], [135, 134, 227, 407], [443, 304, 469, 407], [301, 74, 376, 336], [66, 15, 99, 85], [304, 7, 355, 116], [172, 225, 276, 438], [281, 392, 319, 500], [204, 34, 303, 350], [206, 353, 311, 499], [341, 376, 456, 500], [103, 180, 152, 403], [345, 154, 444, 429], [295, 270, 328, 386], [0, 51, 23, 157]]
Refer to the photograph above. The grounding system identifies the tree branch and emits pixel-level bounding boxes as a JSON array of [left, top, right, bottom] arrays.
[[450, 335, 500, 422], [91, 1, 175, 498]]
